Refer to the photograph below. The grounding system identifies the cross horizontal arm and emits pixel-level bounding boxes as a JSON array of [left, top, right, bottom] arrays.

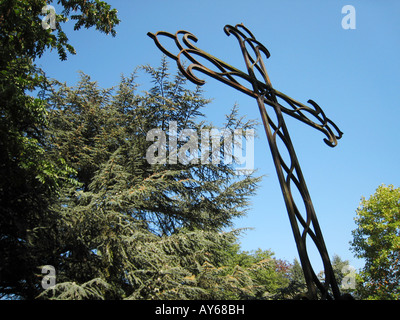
[[147, 25, 342, 147]]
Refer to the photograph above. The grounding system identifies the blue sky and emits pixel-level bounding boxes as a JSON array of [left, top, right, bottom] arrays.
[[38, 0, 400, 273]]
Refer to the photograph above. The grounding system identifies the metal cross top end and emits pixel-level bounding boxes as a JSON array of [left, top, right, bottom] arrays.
[[148, 23, 351, 300]]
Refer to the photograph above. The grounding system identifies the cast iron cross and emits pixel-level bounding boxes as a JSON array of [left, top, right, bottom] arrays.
[[148, 23, 346, 300]]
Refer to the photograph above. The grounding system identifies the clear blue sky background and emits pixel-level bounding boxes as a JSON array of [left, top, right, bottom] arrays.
[[37, 0, 400, 272]]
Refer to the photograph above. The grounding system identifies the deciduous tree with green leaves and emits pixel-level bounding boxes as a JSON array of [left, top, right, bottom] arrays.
[[350, 184, 400, 300], [0, 0, 119, 299]]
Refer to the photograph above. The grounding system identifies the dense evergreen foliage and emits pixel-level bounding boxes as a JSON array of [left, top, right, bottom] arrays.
[[37, 61, 263, 299]]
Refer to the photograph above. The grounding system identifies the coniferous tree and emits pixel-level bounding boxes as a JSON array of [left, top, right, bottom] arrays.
[[39, 60, 263, 299]]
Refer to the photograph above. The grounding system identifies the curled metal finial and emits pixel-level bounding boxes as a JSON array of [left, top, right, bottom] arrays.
[[224, 23, 272, 86], [148, 28, 260, 96], [271, 93, 343, 147]]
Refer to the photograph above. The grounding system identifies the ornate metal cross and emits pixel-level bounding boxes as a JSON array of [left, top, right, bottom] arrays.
[[148, 23, 345, 300]]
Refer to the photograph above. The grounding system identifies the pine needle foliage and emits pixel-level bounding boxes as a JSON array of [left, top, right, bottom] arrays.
[[39, 59, 265, 299]]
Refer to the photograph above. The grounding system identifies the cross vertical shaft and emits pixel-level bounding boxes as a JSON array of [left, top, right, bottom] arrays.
[[255, 91, 340, 299]]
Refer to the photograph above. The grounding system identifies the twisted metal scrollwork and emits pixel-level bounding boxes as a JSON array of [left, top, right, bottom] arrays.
[[148, 23, 347, 300]]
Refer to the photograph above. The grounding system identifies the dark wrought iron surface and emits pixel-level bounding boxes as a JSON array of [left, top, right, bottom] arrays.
[[148, 24, 347, 300]]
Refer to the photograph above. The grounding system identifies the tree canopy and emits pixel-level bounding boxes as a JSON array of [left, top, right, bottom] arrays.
[[350, 184, 400, 300], [0, 0, 119, 299]]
